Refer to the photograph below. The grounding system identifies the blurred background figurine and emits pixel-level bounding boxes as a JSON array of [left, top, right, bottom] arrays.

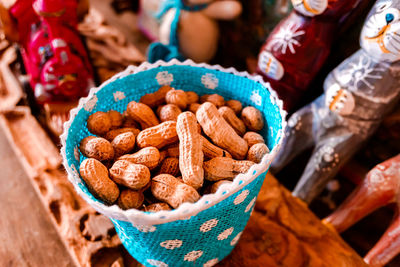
[[323, 154, 400, 267], [0, 0, 94, 135], [146, 0, 242, 63], [271, 0, 400, 203], [257, 0, 365, 111]]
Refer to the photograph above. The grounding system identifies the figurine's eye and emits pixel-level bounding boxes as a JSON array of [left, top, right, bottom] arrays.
[[377, 0, 392, 12]]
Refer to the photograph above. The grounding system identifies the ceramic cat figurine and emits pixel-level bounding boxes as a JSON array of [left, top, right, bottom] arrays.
[[257, 0, 364, 111], [324, 154, 400, 267], [271, 0, 400, 203], [147, 0, 242, 63]]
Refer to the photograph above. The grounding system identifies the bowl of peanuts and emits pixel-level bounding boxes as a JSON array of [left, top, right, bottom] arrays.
[[61, 59, 286, 267]]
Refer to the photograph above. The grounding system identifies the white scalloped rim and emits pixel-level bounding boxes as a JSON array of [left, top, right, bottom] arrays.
[[60, 59, 287, 225]]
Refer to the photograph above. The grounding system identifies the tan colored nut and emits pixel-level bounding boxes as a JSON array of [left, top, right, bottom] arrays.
[[151, 174, 200, 208], [203, 157, 255, 181], [225, 100, 242, 115], [107, 110, 123, 129], [247, 143, 270, 163], [243, 132, 265, 147], [186, 91, 199, 104], [159, 104, 182, 122], [177, 112, 204, 189], [159, 157, 180, 176], [87, 111, 111, 135], [117, 189, 144, 210], [210, 180, 232, 194], [200, 94, 225, 107], [127, 101, 159, 129], [79, 158, 119, 204], [241, 106, 264, 131], [202, 136, 231, 159], [166, 144, 179, 158], [136, 121, 178, 149], [139, 85, 173, 108], [105, 127, 140, 141], [122, 111, 140, 128], [218, 106, 246, 136], [109, 160, 150, 190], [111, 132, 136, 157], [196, 102, 248, 159], [165, 89, 188, 109], [118, 147, 160, 170], [80, 136, 114, 161], [143, 203, 171, 212], [188, 103, 201, 114]]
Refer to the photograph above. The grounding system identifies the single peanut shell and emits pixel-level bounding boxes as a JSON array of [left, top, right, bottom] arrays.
[[201, 136, 232, 159], [107, 110, 123, 129], [122, 112, 140, 128], [136, 121, 178, 149], [118, 147, 160, 170], [203, 157, 255, 181], [118, 189, 144, 210], [151, 174, 200, 208], [79, 158, 119, 204], [80, 136, 114, 161], [200, 94, 225, 107], [241, 106, 264, 131], [109, 160, 150, 190], [165, 89, 188, 109], [105, 127, 140, 141], [186, 91, 199, 104], [139, 85, 173, 108], [243, 131, 265, 147], [177, 112, 204, 189], [210, 180, 233, 193], [127, 101, 159, 129], [159, 104, 182, 122], [247, 143, 270, 163], [111, 132, 136, 157], [196, 102, 248, 159], [226, 100, 242, 115], [159, 157, 180, 176], [143, 203, 171, 212], [87, 111, 111, 135], [218, 106, 246, 136]]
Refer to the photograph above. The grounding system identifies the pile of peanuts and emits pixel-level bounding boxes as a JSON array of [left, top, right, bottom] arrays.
[[78, 86, 269, 212]]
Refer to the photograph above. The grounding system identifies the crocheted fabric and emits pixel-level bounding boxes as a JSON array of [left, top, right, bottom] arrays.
[[61, 60, 286, 267]]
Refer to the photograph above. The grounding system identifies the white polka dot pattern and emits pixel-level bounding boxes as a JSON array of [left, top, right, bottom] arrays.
[[184, 250, 203, 262], [230, 231, 243, 246], [200, 219, 219, 232], [156, 71, 173, 85], [217, 227, 234, 241], [245, 197, 256, 213], [84, 95, 97, 112], [203, 258, 219, 267], [160, 239, 183, 250], [147, 259, 168, 267], [201, 73, 219, 89], [234, 190, 249, 205], [133, 224, 156, 233], [113, 91, 126, 101]]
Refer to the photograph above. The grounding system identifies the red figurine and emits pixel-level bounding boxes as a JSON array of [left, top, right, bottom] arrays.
[[0, 0, 93, 135], [324, 154, 400, 267], [257, 0, 364, 111]]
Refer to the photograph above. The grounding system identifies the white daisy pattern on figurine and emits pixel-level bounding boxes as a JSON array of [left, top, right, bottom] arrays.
[[160, 239, 183, 250], [203, 258, 219, 267], [113, 91, 126, 102], [147, 259, 169, 267], [313, 145, 340, 172], [234, 190, 249, 205], [156, 71, 173, 85], [250, 90, 262, 106], [245, 197, 257, 213], [84, 95, 98, 112], [268, 21, 305, 54], [184, 250, 203, 262], [133, 224, 156, 233], [217, 227, 234, 240], [230, 231, 243, 246], [201, 73, 219, 89], [74, 146, 80, 161], [200, 218, 219, 232]]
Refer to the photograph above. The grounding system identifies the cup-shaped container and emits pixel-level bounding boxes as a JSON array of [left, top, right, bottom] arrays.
[[61, 60, 286, 267]]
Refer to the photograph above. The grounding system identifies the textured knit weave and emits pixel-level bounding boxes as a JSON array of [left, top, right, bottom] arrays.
[[61, 61, 286, 267]]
